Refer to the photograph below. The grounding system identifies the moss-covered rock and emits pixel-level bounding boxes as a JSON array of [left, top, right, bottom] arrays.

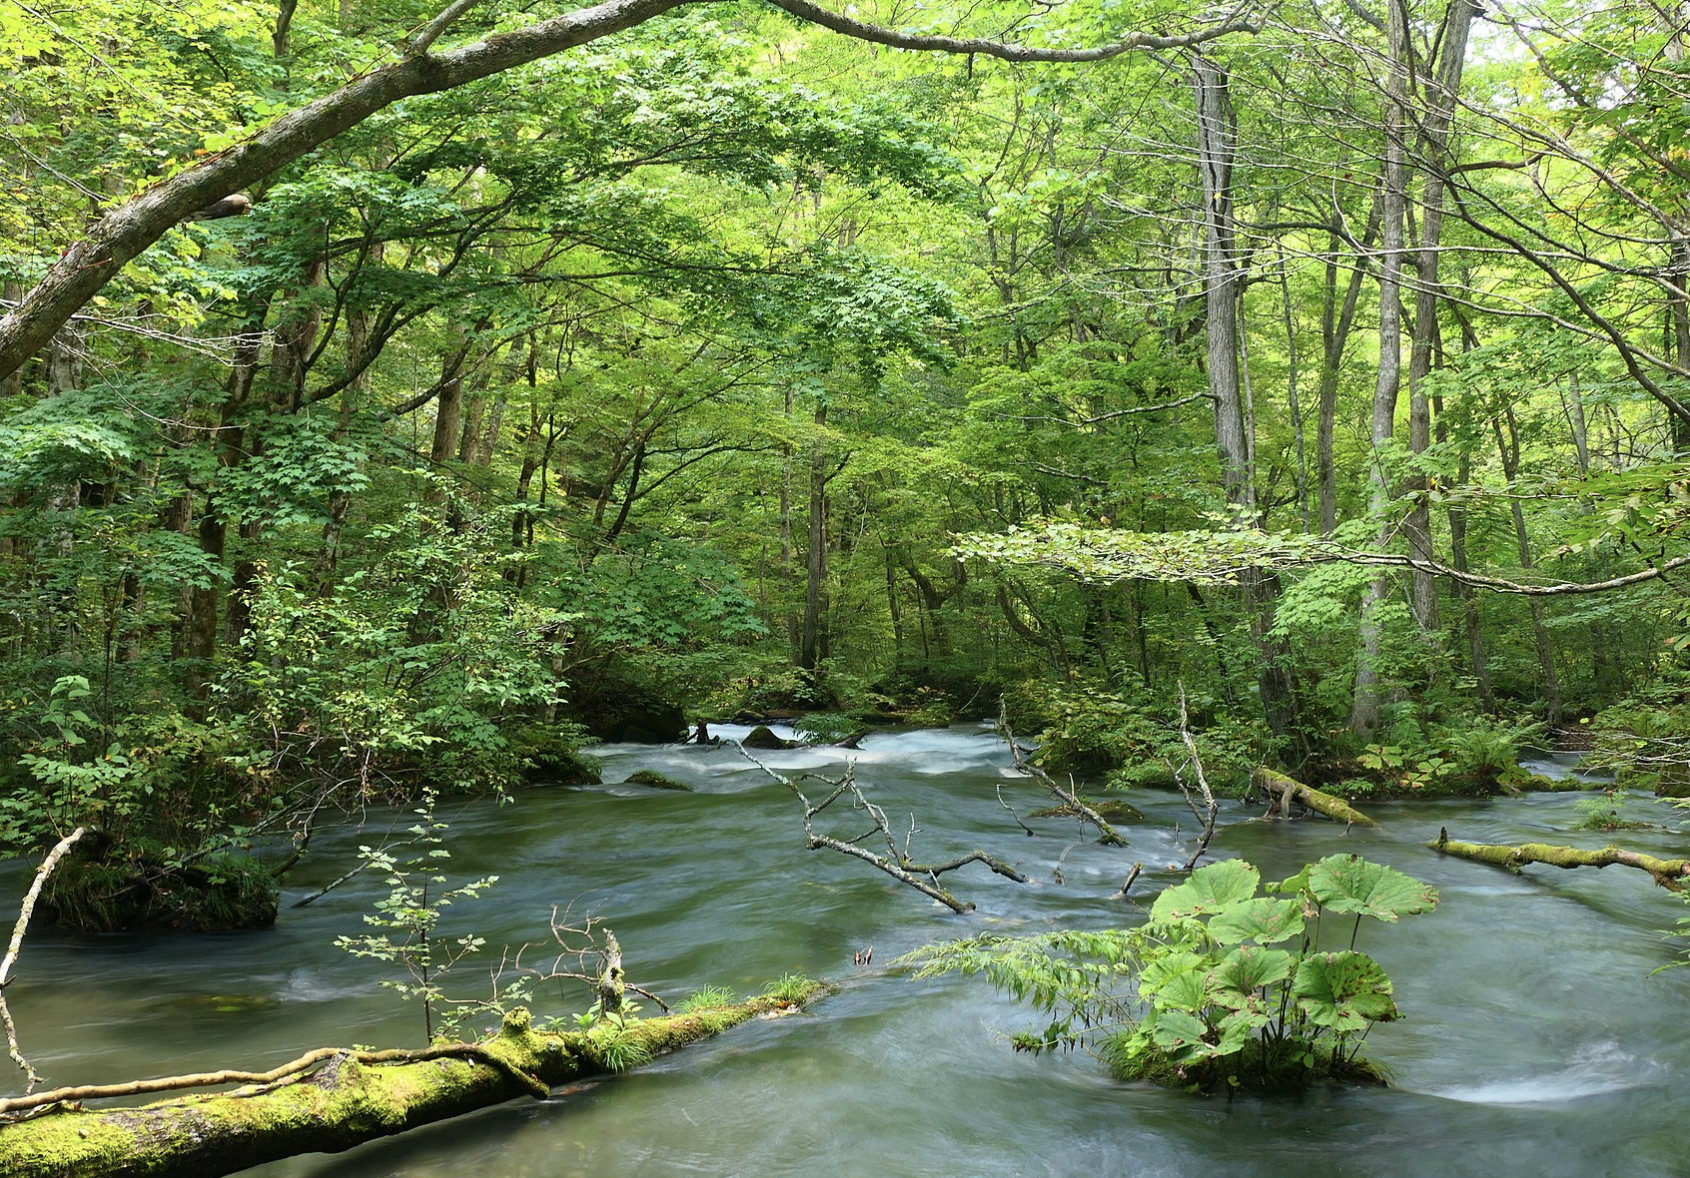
[[43, 840, 278, 933], [622, 769, 692, 791], [741, 725, 795, 749]]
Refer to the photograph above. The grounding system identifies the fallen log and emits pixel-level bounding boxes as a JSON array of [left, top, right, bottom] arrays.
[[0, 986, 822, 1178], [1251, 768, 1380, 829], [1428, 828, 1690, 892]]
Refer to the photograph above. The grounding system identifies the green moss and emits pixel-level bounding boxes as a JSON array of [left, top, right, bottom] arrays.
[[1029, 798, 1144, 822], [42, 844, 278, 933], [622, 769, 692, 791]]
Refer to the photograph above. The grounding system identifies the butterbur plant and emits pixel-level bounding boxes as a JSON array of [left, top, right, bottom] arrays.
[[904, 854, 1437, 1093]]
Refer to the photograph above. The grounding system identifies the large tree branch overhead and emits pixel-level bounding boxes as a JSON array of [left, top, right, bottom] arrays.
[[0, 0, 1261, 383]]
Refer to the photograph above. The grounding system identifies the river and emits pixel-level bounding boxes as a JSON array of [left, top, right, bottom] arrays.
[[2, 724, 1686, 1177]]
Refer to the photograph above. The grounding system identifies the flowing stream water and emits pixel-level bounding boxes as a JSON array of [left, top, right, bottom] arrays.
[[3, 724, 1687, 1177]]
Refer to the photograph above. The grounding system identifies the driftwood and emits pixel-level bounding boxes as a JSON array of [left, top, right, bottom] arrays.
[[1429, 828, 1690, 892], [0, 990, 820, 1178], [1252, 768, 1380, 829]]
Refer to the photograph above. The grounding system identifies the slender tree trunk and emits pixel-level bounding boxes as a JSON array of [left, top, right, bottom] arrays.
[[780, 384, 799, 660], [1317, 196, 1381, 535], [1403, 0, 1478, 635], [800, 403, 830, 671], [1495, 407, 1563, 726], [1195, 53, 1297, 736], [1350, 2, 1409, 737]]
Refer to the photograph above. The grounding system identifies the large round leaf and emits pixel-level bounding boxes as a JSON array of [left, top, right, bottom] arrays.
[[1292, 951, 1399, 1032], [1147, 1008, 1217, 1063], [1208, 946, 1294, 1010], [1207, 897, 1304, 945], [1139, 949, 1208, 1010], [1307, 854, 1438, 922], [1150, 859, 1259, 923]]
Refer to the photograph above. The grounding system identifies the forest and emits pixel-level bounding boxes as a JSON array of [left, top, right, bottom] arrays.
[[3, 0, 1690, 1171]]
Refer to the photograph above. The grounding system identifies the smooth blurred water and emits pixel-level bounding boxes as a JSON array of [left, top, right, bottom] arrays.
[[3, 725, 1687, 1178]]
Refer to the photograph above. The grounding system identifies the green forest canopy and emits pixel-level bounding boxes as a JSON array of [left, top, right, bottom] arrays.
[[4, 0, 1690, 916]]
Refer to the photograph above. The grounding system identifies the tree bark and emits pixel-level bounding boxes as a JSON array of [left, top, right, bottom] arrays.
[[1494, 406, 1563, 726], [800, 403, 831, 671], [1402, 0, 1478, 634], [1195, 53, 1297, 737]]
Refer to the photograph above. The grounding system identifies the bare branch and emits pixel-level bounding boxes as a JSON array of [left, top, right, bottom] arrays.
[[997, 700, 1127, 846], [408, 0, 485, 56], [739, 746, 1024, 913], [2, 828, 86, 1095], [1170, 684, 1218, 873]]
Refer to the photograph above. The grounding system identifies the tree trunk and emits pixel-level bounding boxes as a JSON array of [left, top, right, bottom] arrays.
[[800, 403, 830, 671], [1402, 0, 1478, 634], [1195, 53, 1297, 736], [1429, 828, 1690, 890], [1350, 0, 1409, 737], [1316, 196, 1381, 535], [1251, 767, 1380, 828], [1495, 407, 1563, 726]]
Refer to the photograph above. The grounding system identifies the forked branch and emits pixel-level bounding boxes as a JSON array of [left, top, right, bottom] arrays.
[[739, 747, 1026, 914], [997, 700, 1127, 847]]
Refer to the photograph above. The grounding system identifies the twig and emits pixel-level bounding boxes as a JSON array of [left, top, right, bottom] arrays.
[[290, 857, 372, 908], [2, 827, 85, 1094], [1052, 841, 1079, 885], [997, 699, 1127, 847], [995, 784, 1036, 836], [406, 0, 484, 56]]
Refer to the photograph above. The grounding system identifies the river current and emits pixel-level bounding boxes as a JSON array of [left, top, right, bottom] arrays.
[[2, 724, 1686, 1177]]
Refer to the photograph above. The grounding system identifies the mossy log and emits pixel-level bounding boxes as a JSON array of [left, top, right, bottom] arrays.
[[1252, 768, 1380, 829], [1428, 828, 1690, 891], [0, 989, 821, 1178]]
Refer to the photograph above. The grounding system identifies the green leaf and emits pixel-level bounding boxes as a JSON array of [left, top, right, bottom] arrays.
[[1307, 854, 1438, 922], [1146, 1008, 1216, 1063], [1152, 965, 1209, 1014], [1150, 859, 1259, 923], [1207, 897, 1304, 945], [1208, 946, 1294, 1008], [1292, 951, 1399, 1031], [1138, 949, 1207, 1001]]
